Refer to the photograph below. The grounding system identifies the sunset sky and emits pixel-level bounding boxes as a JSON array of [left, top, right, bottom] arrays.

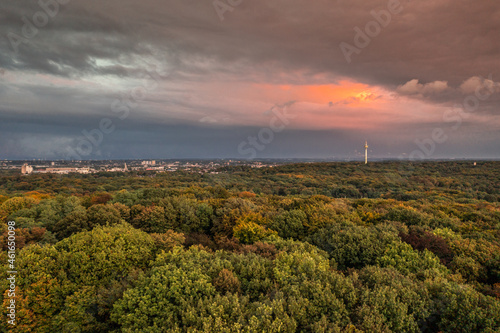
[[1, 0, 499, 160]]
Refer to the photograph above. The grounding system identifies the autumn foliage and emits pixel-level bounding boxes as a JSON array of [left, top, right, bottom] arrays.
[[0, 161, 499, 332]]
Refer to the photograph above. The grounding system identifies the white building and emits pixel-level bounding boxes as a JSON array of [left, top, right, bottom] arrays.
[[21, 163, 33, 175]]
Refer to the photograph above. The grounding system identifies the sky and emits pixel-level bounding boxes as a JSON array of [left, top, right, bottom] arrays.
[[1, 0, 499, 160]]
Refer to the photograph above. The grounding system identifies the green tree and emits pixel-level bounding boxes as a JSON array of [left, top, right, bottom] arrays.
[[307, 223, 399, 270], [269, 209, 307, 239], [5, 223, 155, 332], [376, 241, 449, 280]]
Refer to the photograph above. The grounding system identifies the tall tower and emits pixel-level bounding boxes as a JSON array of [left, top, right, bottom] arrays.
[[364, 141, 368, 164]]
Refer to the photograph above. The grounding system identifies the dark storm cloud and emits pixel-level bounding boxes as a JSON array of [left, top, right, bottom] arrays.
[[3, 0, 498, 84], [0, 0, 499, 159], [2, 118, 495, 160], [0, 0, 153, 77]]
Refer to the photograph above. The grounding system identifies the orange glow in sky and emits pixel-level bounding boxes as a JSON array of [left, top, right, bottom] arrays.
[[256, 80, 378, 106]]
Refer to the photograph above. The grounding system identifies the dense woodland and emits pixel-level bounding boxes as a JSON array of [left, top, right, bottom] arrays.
[[0, 161, 499, 332]]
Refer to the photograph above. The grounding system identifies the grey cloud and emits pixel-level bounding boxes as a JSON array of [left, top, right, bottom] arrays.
[[0, 0, 499, 159], [1, 119, 497, 160], [1, 0, 497, 85]]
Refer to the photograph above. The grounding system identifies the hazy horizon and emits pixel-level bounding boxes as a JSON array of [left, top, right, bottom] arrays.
[[4, 157, 500, 163]]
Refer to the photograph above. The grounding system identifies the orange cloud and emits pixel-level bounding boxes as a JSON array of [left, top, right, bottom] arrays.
[[254, 80, 383, 107]]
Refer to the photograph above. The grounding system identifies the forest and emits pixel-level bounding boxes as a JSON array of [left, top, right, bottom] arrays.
[[0, 161, 499, 332]]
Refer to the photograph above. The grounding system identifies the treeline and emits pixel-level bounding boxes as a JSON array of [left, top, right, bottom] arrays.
[[1, 161, 499, 202], [0, 162, 499, 332]]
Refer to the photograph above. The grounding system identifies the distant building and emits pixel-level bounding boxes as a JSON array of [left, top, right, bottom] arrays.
[[145, 166, 164, 171], [21, 163, 33, 175], [44, 167, 77, 174], [41, 167, 91, 174]]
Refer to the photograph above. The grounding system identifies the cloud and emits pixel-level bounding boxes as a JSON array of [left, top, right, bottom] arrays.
[[459, 76, 500, 95], [199, 116, 218, 124], [0, 0, 499, 159], [329, 92, 381, 106], [397, 79, 449, 96], [2, 0, 499, 87], [263, 101, 296, 115], [395, 75, 500, 110]]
